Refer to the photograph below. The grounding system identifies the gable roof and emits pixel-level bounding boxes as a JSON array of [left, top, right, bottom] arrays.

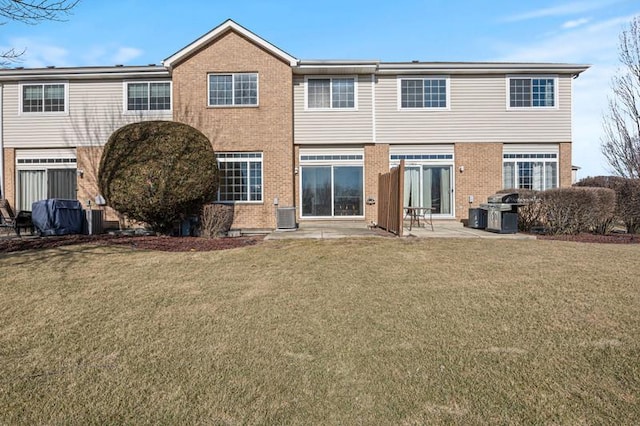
[[163, 19, 298, 69]]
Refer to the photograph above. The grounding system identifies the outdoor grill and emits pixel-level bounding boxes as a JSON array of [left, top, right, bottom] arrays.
[[480, 192, 522, 233]]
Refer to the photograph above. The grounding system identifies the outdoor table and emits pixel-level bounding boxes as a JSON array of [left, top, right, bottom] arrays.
[[404, 206, 435, 231]]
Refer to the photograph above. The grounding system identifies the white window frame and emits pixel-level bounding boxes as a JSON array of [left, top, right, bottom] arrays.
[[216, 152, 263, 204], [397, 75, 450, 111], [304, 75, 358, 111], [19, 81, 69, 115], [502, 153, 559, 190], [208, 73, 259, 107], [123, 81, 172, 113], [506, 75, 558, 110]]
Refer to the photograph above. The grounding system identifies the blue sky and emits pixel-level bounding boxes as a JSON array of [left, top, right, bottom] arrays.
[[1, 0, 639, 178]]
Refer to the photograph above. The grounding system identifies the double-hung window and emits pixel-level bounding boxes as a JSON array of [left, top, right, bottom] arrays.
[[508, 76, 556, 108], [21, 83, 67, 113], [503, 152, 558, 191], [217, 152, 263, 202], [306, 77, 356, 109], [126, 82, 171, 111], [399, 77, 448, 109], [209, 73, 258, 106]]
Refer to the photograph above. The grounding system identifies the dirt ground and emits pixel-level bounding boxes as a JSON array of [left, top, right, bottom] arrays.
[[0, 234, 263, 253]]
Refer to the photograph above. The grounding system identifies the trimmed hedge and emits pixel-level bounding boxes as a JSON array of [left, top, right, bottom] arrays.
[[539, 187, 616, 235], [98, 121, 219, 234], [575, 176, 640, 233]]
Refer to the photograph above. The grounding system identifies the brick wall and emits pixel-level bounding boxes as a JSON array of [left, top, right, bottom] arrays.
[[454, 142, 503, 220], [559, 142, 572, 187], [364, 144, 389, 223], [172, 30, 294, 230], [2, 148, 15, 210]]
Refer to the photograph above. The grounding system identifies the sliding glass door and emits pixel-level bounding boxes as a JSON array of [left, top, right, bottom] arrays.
[[301, 165, 363, 217], [404, 165, 453, 216], [17, 169, 76, 211]]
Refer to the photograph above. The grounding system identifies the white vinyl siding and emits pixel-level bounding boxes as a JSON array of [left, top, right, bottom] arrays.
[[3, 79, 172, 148], [375, 74, 572, 144], [294, 74, 373, 144]]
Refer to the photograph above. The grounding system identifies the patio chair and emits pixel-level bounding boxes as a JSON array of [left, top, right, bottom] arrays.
[[0, 199, 34, 237]]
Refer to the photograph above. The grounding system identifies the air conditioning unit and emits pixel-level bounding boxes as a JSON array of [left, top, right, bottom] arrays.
[[276, 207, 296, 230], [84, 209, 104, 235]]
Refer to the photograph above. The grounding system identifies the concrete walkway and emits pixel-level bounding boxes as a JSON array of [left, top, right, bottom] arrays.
[[265, 220, 535, 240]]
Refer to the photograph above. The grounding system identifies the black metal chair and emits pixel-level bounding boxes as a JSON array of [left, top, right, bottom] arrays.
[[0, 199, 34, 237]]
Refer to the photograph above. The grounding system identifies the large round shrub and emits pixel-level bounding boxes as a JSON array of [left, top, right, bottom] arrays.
[[99, 121, 219, 233]]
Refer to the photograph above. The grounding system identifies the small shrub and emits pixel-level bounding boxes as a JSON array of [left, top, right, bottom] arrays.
[[540, 187, 616, 234], [200, 204, 234, 238]]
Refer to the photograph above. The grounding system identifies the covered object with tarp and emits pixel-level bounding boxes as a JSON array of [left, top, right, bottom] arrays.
[[32, 199, 84, 236]]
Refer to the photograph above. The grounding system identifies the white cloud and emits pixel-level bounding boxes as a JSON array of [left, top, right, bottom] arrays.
[[562, 17, 591, 28], [503, 0, 622, 22], [112, 47, 143, 65], [2, 37, 70, 68]]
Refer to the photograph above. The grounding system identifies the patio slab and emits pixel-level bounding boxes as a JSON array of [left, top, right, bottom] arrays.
[[265, 220, 535, 240]]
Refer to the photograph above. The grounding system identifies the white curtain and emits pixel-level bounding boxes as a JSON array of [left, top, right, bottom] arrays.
[[404, 167, 420, 207], [440, 167, 451, 214], [422, 167, 432, 211], [532, 162, 543, 190], [545, 162, 557, 189], [18, 170, 45, 211], [503, 162, 515, 189]]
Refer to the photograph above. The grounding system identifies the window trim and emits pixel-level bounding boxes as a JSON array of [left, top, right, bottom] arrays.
[[304, 75, 358, 111], [502, 152, 559, 190], [216, 152, 264, 204], [122, 81, 173, 114], [19, 81, 69, 115], [506, 75, 559, 110], [207, 72, 260, 108], [397, 75, 450, 111]]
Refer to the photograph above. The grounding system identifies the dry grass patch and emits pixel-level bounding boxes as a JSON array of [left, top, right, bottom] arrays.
[[1, 238, 639, 424]]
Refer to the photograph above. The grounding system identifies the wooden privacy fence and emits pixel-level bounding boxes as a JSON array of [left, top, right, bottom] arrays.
[[377, 160, 405, 236]]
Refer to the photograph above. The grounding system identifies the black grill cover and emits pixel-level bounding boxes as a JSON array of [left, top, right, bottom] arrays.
[[32, 199, 84, 236]]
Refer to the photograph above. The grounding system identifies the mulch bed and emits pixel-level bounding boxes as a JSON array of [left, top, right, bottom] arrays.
[[537, 233, 639, 244], [0, 234, 263, 254]]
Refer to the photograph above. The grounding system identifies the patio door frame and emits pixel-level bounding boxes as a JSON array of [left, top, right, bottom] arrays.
[[390, 145, 455, 219]]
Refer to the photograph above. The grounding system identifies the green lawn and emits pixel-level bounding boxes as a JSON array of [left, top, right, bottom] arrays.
[[1, 238, 639, 424]]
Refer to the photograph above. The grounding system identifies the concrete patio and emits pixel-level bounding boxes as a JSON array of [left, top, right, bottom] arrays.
[[265, 220, 535, 240]]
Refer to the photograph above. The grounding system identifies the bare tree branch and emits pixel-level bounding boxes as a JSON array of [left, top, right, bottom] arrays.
[[0, 0, 78, 24], [602, 16, 640, 179], [0, 0, 79, 65]]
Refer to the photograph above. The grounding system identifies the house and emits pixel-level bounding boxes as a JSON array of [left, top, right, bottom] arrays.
[[0, 20, 589, 232]]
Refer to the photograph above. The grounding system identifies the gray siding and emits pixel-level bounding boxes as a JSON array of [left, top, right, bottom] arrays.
[[375, 74, 573, 144], [293, 74, 373, 144], [2, 79, 172, 148]]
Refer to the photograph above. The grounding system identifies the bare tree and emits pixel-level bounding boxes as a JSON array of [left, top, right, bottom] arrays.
[[602, 16, 640, 179], [1, 0, 79, 65]]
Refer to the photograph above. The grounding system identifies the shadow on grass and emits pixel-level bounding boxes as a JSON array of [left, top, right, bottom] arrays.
[[0, 243, 134, 268]]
